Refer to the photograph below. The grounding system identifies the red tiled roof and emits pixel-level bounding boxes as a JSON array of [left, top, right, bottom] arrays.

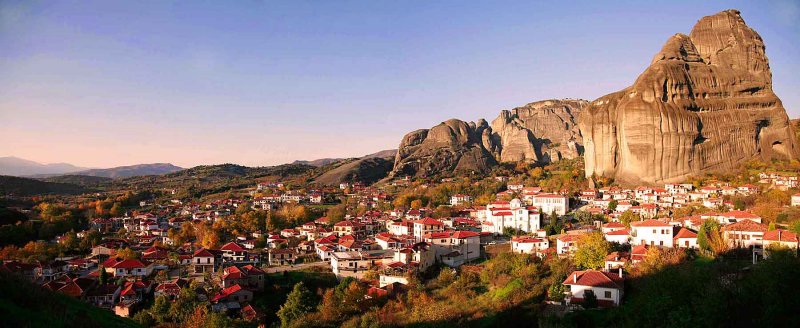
[[220, 242, 245, 252], [720, 210, 760, 219], [723, 219, 768, 232], [763, 229, 799, 242], [562, 270, 623, 289], [193, 248, 215, 257], [110, 259, 147, 269], [450, 230, 480, 239], [414, 217, 443, 226], [211, 284, 244, 302], [606, 229, 630, 236], [673, 227, 698, 239], [630, 219, 671, 227]]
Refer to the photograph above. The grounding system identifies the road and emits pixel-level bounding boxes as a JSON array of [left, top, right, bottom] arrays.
[[263, 261, 329, 273]]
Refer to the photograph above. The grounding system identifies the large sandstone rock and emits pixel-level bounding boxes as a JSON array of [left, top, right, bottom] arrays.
[[492, 99, 587, 163], [580, 10, 798, 184], [392, 100, 586, 178], [392, 119, 499, 177]]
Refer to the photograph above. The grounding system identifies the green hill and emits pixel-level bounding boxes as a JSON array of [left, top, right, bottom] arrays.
[[0, 271, 139, 328], [0, 175, 89, 196]]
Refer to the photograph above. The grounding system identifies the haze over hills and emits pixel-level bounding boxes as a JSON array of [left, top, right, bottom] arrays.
[[0, 157, 184, 179], [67, 163, 184, 179], [0, 156, 87, 176]]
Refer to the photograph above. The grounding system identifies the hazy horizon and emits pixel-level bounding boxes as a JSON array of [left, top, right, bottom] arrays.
[[3, 1, 799, 168]]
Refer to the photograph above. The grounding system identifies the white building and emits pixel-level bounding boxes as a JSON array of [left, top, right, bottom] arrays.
[[792, 193, 800, 207], [480, 199, 541, 234], [330, 250, 394, 279], [511, 236, 550, 254], [563, 270, 624, 307], [528, 194, 569, 216], [630, 219, 674, 247]]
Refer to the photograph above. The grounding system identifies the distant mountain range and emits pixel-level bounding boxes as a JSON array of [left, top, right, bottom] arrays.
[[0, 157, 88, 176], [0, 157, 183, 179]]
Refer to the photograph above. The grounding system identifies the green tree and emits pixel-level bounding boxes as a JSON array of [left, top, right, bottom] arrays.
[[697, 219, 722, 252], [548, 283, 565, 302], [278, 282, 316, 327], [573, 232, 611, 270], [99, 267, 109, 285], [150, 295, 171, 324], [109, 202, 124, 217], [608, 200, 619, 212]]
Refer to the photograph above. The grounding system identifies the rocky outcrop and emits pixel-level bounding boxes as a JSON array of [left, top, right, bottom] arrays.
[[392, 119, 499, 177], [492, 99, 587, 163], [580, 10, 798, 184], [392, 100, 586, 178]]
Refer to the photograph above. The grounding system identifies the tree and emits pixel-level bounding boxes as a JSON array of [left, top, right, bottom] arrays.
[[619, 210, 640, 229], [132, 311, 154, 326], [583, 289, 598, 309], [548, 283, 565, 302], [608, 200, 619, 212], [697, 219, 721, 252], [99, 266, 109, 285], [768, 222, 777, 231], [116, 247, 139, 259], [410, 199, 423, 210], [278, 282, 316, 327], [150, 295, 171, 324], [790, 220, 800, 235], [109, 202, 124, 217], [573, 232, 611, 270]]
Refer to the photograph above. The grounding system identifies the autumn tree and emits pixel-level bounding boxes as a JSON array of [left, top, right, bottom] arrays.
[[116, 247, 139, 260], [619, 210, 640, 229], [573, 232, 611, 270]]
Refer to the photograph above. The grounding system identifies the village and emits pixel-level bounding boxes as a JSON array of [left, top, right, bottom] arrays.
[[2, 166, 799, 325]]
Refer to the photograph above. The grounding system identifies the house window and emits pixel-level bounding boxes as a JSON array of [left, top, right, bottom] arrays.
[[604, 291, 611, 298]]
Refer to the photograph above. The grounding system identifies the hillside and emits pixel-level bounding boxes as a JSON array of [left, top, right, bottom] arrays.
[[41, 175, 113, 188], [314, 157, 394, 186], [0, 271, 139, 328], [0, 176, 89, 196], [116, 163, 317, 198], [69, 163, 183, 179]]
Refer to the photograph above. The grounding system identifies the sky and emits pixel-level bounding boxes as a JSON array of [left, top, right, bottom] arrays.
[[1, 0, 799, 168]]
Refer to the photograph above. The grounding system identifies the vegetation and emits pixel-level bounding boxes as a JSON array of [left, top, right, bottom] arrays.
[[0, 270, 139, 327]]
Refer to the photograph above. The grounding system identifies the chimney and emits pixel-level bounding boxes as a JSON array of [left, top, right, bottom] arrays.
[[618, 267, 623, 278], [573, 273, 577, 283]]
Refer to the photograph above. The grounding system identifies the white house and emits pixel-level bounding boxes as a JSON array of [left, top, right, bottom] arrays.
[[511, 236, 550, 254], [722, 219, 767, 249], [528, 194, 569, 216], [563, 270, 624, 307], [330, 250, 394, 279], [630, 219, 674, 247], [480, 199, 541, 234], [792, 193, 800, 207], [673, 227, 698, 249], [556, 234, 581, 255]]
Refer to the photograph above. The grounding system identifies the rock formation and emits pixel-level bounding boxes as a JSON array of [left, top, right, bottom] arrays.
[[392, 99, 586, 178], [580, 10, 798, 184], [492, 99, 587, 163]]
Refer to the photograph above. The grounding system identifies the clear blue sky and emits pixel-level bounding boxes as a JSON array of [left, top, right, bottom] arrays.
[[1, 0, 798, 168]]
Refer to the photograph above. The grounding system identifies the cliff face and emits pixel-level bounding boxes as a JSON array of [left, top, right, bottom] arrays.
[[392, 99, 586, 178], [580, 10, 798, 184], [492, 99, 587, 163]]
